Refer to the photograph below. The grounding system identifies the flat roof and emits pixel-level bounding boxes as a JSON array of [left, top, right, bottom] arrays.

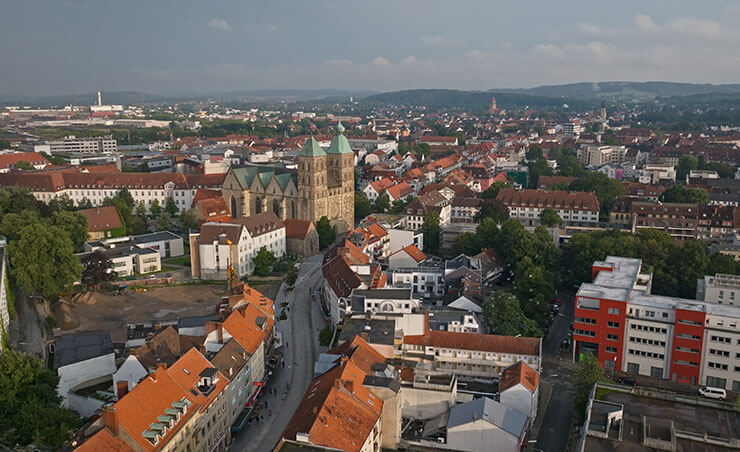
[[592, 256, 643, 290], [353, 288, 412, 300], [577, 283, 630, 302]]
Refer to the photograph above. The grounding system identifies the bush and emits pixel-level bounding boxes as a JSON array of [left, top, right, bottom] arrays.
[[318, 325, 334, 347]]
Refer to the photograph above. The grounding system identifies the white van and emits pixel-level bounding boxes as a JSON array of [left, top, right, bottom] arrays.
[[698, 386, 726, 400]]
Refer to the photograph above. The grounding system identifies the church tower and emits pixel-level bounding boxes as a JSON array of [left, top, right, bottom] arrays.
[[326, 122, 355, 233], [297, 137, 328, 223]]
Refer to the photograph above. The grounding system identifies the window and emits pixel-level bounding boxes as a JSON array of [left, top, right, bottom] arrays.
[[709, 349, 730, 357], [708, 362, 728, 371], [608, 308, 621, 315], [607, 321, 620, 328], [711, 335, 731, 344], [574, 329, 595, 337], [674, 360, 698, 366], [678, 319, 702, 326], [677, 333, 700, 340], [650, 366, 663, 378], [706, 376, 726, 388], [575, 317, 596, 325], [676, 346, 699, 353], [606, 346, 617, 353]]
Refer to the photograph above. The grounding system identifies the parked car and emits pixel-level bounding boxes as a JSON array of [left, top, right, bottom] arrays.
[[617, 376, 638, 386], [550, 297, 562, 306], [698, 386, 726, 400], [560, 338, 570, 349]]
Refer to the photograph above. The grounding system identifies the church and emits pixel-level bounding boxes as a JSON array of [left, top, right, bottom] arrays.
[[221, 123, 355, 234]]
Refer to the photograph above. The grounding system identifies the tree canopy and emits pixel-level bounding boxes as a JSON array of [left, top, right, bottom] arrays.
[[540, 207, 563, 227], [252, 247, 277, 277], [483, 292, 542, 337], [374, 191, 390, 213], [660, 185, 709, 205], [316, 216, 336, 249], [81, 250, 117, 288], [354, 191, 373, 220], [421, 211, 441, 255]]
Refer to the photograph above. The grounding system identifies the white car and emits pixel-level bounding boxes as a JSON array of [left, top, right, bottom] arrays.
[[698, 386, 726, 400]]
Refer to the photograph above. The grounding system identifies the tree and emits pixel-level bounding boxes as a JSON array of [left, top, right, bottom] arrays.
[[527, 157, 554, 189], [0, 209, 43, 242], [483, 292, 542, 337], [476, 199, 509, 224], [81, 250, 116, 287], [153, 212, 173, 231], [12, 161, 34, 171], [76, 198, 93, 209], [421, 211, 441, 255], [180, 208, 199, 232], [540, 207, 563, 227], [574, 353, 606, 423], [481, 181, 510, 199], [354, 191, 373, 219], [451, 232, 481, 257], [127, 214, 148, 235], [660, 185, 709, 205], [389, 196, 414, 215], [149, 199, 162, 216], [316, 216, 336, 249], [0, 187, 39, 215], [8, 224, 83, 300], [285, 266, 298, 286], [47, 194, 75, 212], [0, 136, 10, 150], [0, 349, 80, 450], [514, 261, 555, 326], [252, 247, 277, 277], [136, 200, 147, 215], [374, 191, 390, 213], [525, 144, 543, 161], [165, 196, 178, 216], [569, 172, 626, 219], [676, 155, 698, 181], [318, 325, 334, 347], [50, 210, 88, 250]]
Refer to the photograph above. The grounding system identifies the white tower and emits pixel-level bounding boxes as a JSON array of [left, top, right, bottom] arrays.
[[97, 91, 102, 106]]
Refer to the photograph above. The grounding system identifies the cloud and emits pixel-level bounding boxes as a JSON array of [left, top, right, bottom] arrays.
[[530, 43, 566, 60], [578, 22, 618, 36], [207, 19, 231, 31], [401, 55, 419, 65], [419, 34, 457, 47], [634, 13, 658, 31], [267, 24, 279, 32], [372, 57, 390, 66]]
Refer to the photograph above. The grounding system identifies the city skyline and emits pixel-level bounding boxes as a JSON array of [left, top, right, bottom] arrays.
[[2, 0, 740, 96]]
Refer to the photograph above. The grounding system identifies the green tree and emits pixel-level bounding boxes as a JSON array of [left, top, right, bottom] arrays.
[[574, 353, 606, 423], [12, 161, 34, 171], [0, 137, 10, 149], [0, 187, 39, 215], [136, 200, 147, 215], [704, 162, 735, 179], [285, 266, 298, 286], [389, 196, 414, 215], [374, 191, 390, 213], [569, 172, 626, 219], [153, 212, 173, 231], [707, 252, 740, 276], [316, 216, 336, 249], [81, 250, 117, 287], [0, 209, 42, 242], [50, 210, 88, 250], [481, 181, 510, 199], [149, 199, 162, 216], [476, 199, 509, 224], [676, 155, 698, 181], [180, 208, 199, 232], [483, 292, 542, 337], [421, 211, 441, 255], [540, 207, 563, 227], [76, 198, 93, 209], [660, 185, 709, 205], [252, 247, 277, 277], [127, 214, 148, 235], [318, 325, 334, 347], [354, 191, 373, 219], [475, 217, 499, 249], [451, 232, 481, 257], [165, 196, 178, 216], [527, 157, 554, 189], [514, 260, 555, 326], [47, 194, 75, 212], [525, 144, 543, 161], [8, 224, 83, 300]]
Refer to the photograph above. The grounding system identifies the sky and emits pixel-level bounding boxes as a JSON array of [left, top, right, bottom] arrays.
[[1, 0, 740, 96]]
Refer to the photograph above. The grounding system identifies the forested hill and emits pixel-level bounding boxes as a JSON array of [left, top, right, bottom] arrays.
[[494, 81, 740, 101], [363, 89, 595, 110]]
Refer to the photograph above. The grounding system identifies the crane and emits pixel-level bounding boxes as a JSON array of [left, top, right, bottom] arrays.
[[225, 239, 238, 290]]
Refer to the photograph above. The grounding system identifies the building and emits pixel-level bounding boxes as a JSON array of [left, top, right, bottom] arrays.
[[0, 236, 8, 351], [388, 244, 426, 271], [639, 165, 676, 184], [446, 397, 529, 452], [363, 178, 395, 202], [79, 206, 126, 240], [578, 382, 740, 451], [222, 123, 354, 234], [450, 197, 481, 223], [284, 218, 319, 258], [78, 245, 161, 277], [577, 145, 627, 167], [85, 231, 184, 259], [497, 188, 600, 227], [499, 361, 540, 422], [402, 330, 542, 379], [632, 202, 699, 240], [0, 151, 50, 172], [34, 135, 117, 154], [390, 263, 445, 299], [189, 212, 286, 280], [350, 288, 420, 317], [573, 256, 740, 391], [403, 191, 451, 232], [419, 136, 458, 146], [49, 331, 117, 417], [696, 273, 740, 305]]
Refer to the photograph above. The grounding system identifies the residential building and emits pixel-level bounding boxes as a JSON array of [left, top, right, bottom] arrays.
[[390, 263, 445, 299], [387, 228, 424, 255], [446, 397, 529, 452], [419, 136, 458, 146], [0, 151, 50, 172], [403, 191, 451, 232], [49, 331, 117, 417], [696, 273, 740, 305], [499, 361, 540, 422], [402, 330, 542, 379], [578, 382, 740, 451], [34, 135, 117, 154], [450, 197, 481, 223], [363, 178, 395, 202], [639, 165, 676, 184], [284, 218, 319, 258], [189, 212, 285, 280], [79, 206, 126, 240], [426, 310, 480, 333], [349, 288, 421, 318], [85, 231, 184, 259], [577, 145, 627, 167], [632, 202, 699, 240], [78, 245, 161, 277], [496, 189, 600, 227], [573, 256, 740, 391], [386, 181, 413, 202], [697, 205, 738, 239], [388, 244, 426, 271]]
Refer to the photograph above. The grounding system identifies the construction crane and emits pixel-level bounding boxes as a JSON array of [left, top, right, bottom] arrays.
[[226, 239, 238, 290]]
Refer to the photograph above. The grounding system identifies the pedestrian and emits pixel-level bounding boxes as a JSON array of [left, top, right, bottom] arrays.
[[264, 400, 268, 409], [282, 361, 285, 369]]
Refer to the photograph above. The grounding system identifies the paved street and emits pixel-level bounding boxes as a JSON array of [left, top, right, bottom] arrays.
[[8, 288, 46, 359], [229, 253, 327, 452]]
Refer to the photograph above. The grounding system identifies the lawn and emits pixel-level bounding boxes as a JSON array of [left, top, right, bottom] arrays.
[[164, 255, 191, 267]]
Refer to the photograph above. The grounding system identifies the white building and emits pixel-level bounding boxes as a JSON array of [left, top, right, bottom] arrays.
[[639, 165, 676, 184], [112, 355, 148, 400], [190, 212, 285, 280], [78, 245, 161, 277], [388, 244, 426, 271], [499, 361, 540, 423], [350, 288, 421, 316], [577, 145, 627, 167], [391, 264, 446, 299], [496, 188, 600, 228], [85, 231, 184, 259], [446, 397, 529, 452], [696, 273, 740, 305], [34, 135, 117, 154]]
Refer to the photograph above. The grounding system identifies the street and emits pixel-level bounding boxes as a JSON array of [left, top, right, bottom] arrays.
[[8, 287, 46, 359], [229, 253, 327, 452]]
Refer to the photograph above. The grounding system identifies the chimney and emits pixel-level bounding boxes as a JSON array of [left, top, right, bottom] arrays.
[[102, 404, 119, 436], [359, 332, 369, 342], [344, 379, 354, 393], [116, 381, 129, 399], [157, 362, 168, 371], [205, 320, 222, 342], [334, 379, 341, 390]]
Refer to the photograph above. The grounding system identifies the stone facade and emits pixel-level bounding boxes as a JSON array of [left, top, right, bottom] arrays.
[[222, 123, 354, 234]]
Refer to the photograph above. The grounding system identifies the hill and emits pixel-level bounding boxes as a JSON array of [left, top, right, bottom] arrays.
[[495, 81, 740, 101], [0, 91, 170, 107], [363, 89, 594, 110]]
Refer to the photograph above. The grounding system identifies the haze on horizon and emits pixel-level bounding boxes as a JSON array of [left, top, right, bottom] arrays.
[[2, 0, 740, 97]]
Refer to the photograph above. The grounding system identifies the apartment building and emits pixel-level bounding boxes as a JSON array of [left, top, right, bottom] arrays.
[[189, 212, 285, 280], [402, 330, 542, 379], [35, 135, 117, 154], [577, 145, 627, 167], [496, 188, 600, 227], [77, 245, 161, 277], [632, 202, 699, 240], [403, 191, 451, 231], [573, 256, 740, 391], [0, 171, 224, 213], [696, 273, 740, 305]]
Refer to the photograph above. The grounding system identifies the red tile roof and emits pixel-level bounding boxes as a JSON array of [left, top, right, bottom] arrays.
[[222, 302, 273, 355], [386, 181, 413, 200], [167, 348, 228, 413], [369, 178, 394, 194], [499, 361, 540, 394], [284, 218, 314, 240], [79, 205, 123, 232], [75, 428, 134, 452], [230, 211, 284, 238], [0, 152, 49, 170], [404, 330, 540, 356], [496, 188, 599, 212]]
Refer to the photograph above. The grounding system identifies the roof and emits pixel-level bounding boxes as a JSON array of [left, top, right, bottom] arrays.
[[326, 123, 353, 155], [194, 197, 230, 223], [322, 252, 364, 298], [52, 331, 114, 370], [210, 339, 249, 381], [368, 178, 394, 194], [386, 182, 413, 200], [284, 218, 314, 240], [273, 439, 344, 452], [230, 211, 284, 237], [79, 206, 123, 232], [448, 397, 528, 438], [447, 296, 483, 313], [167, 348, 228, 412], [391, 244, 426, 263], [198, 222, 243, 245], [75, 428, 134, 452], [0, 151, 49, 170], [404, 330, 540, 356], [496, 188, 599, 212], [0, 171, 198, 193], [131, 326, 182, 371], [499, 361, 540, 394], [222, 302, 274, 354], [299, 137, 327, 157]]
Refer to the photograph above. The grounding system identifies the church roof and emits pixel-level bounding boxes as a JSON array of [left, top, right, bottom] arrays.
[[327, 122, 353, 155], [230, 166, 297, 190], [299, 137, 326, 157], [275, 173, 293, 190]]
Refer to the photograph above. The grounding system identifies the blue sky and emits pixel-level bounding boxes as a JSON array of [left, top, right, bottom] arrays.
[[1, 0, 739, 96]]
